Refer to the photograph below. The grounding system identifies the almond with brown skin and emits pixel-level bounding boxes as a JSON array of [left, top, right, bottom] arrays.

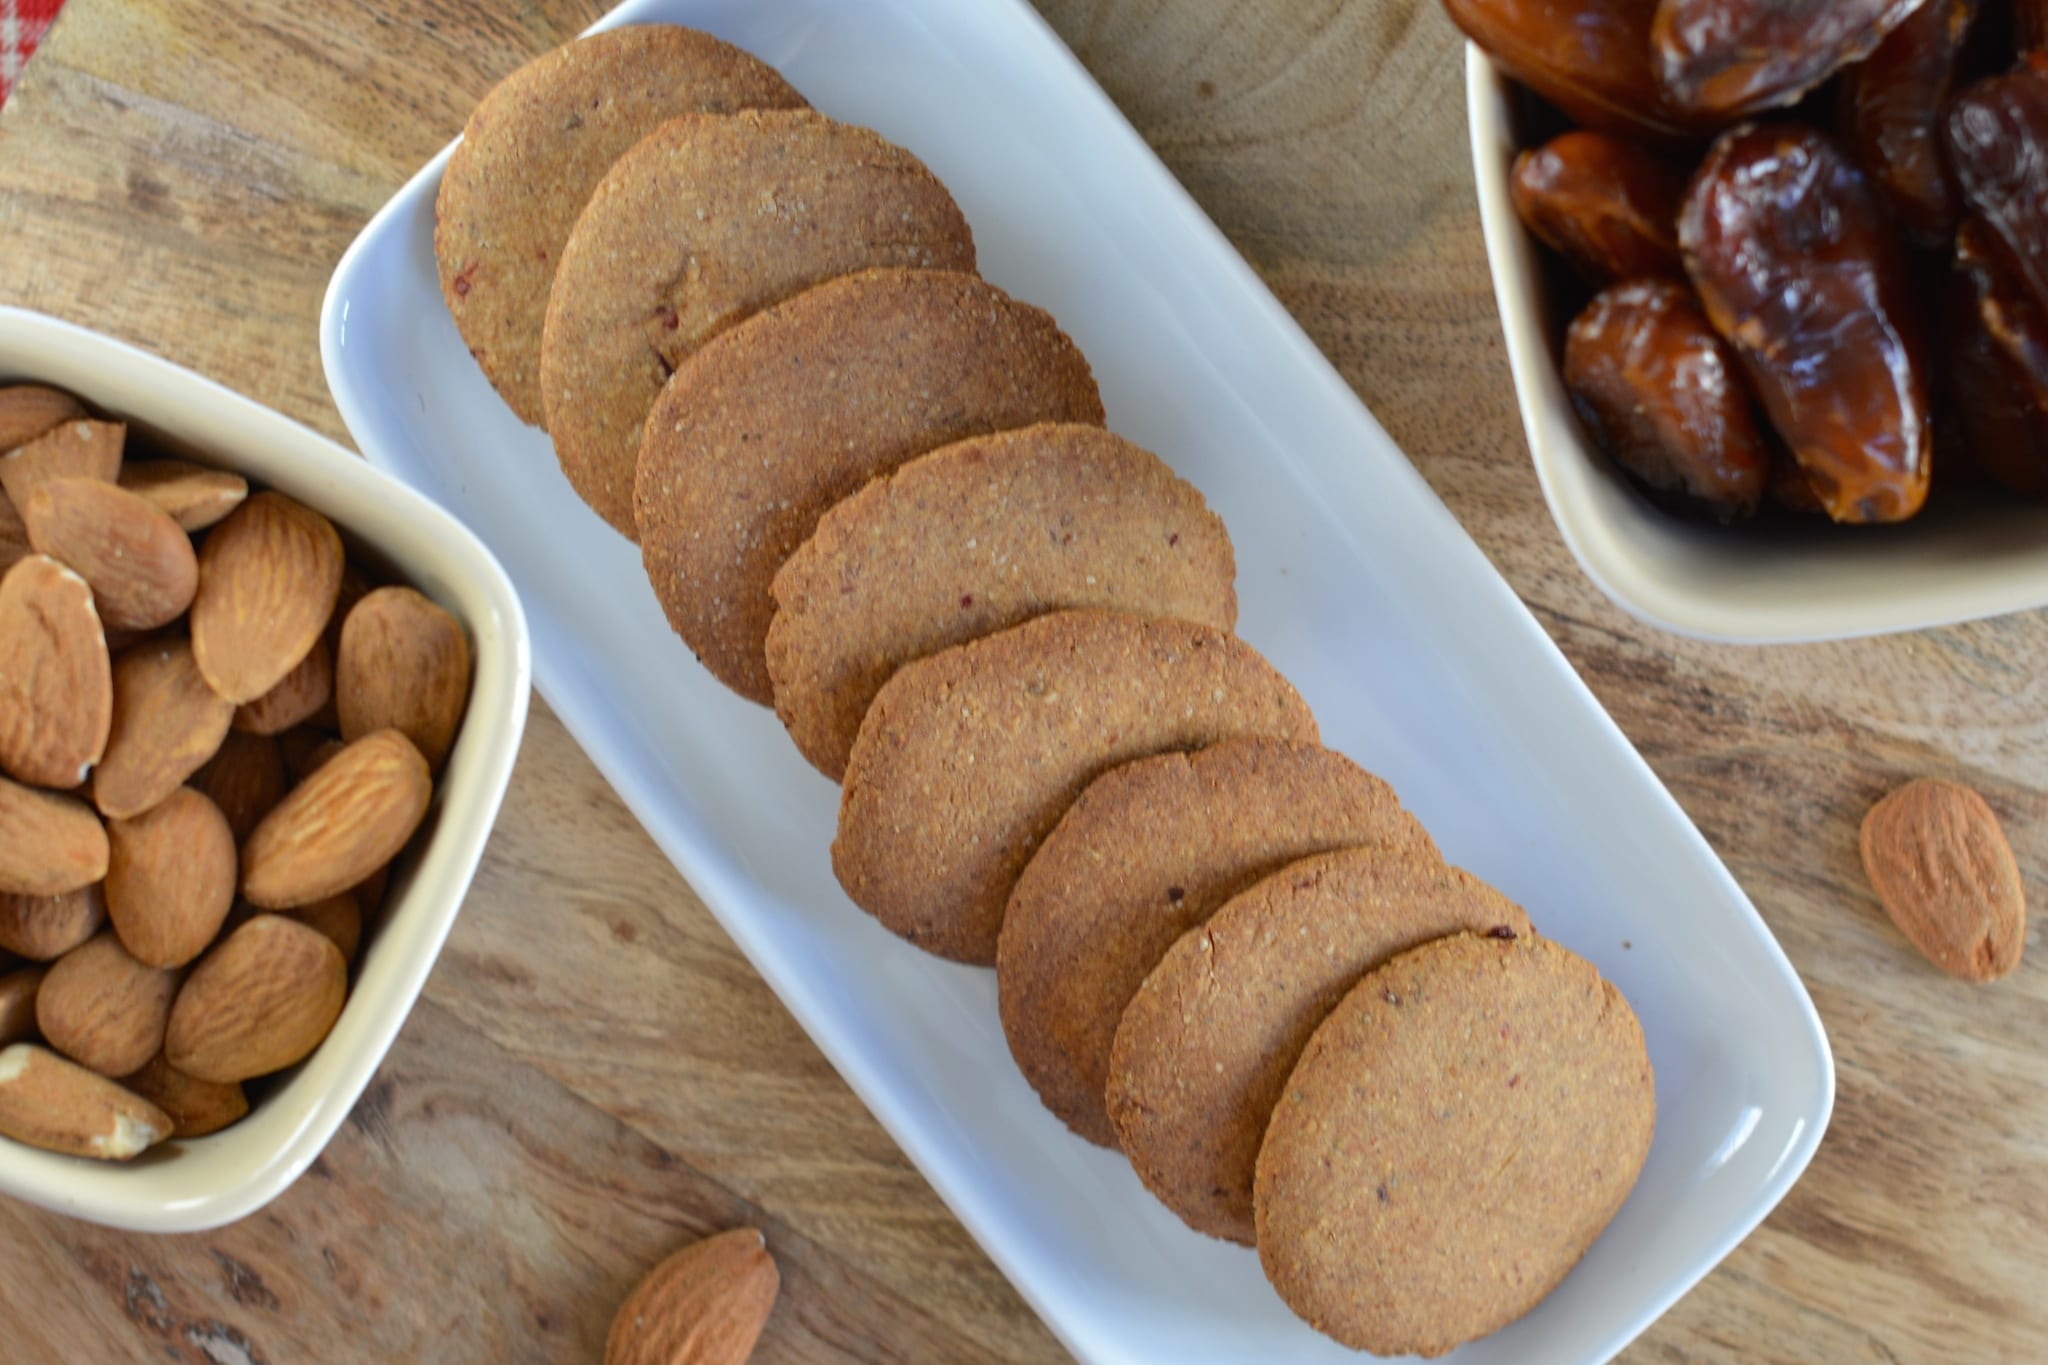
[[336, 586, 471, 772], [0, 965, 46, 1045], [0, 1042, 171, 1159], [0, 419, 123, 509], [242, 729, 431, 909], [0, 884, 107, 960], [118, 1052, 247, 1138], [95, 637, 236, 820], [0, 493, 30, 576], [165, 915, 346, 1083], [117, 459, 247, 532], [0, 555, 112, 789], [37, 931, 179, 1077], [1860, 777, 2027, 982], [21, 477, 198, 630], [0, 775, 107, 896], [281, 731, 344, 784], [233, 638, 332, 736], [190, 491, 344, 704], [190, 730, 287, 842], [105, 788, 237, 969], [607, 1228, 780, 1365], [282, 893, 361, 963], [0, 386, 85, 453]]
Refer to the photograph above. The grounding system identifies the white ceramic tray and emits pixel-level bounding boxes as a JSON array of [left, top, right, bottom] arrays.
[[321, 2, 1834, 1359]]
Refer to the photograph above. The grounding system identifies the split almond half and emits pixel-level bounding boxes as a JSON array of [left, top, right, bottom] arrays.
[[95, 637, 236, 821], [0, 419, 124, 510], [21, 477, 199, 631], [0, 775, 107, 897], [165, 915, 347, 1083], [0, 1042, 171, 1159], [105, 788, 237, 969], [1861, 777, 2027, 982], [242, 729, 431, 909], [190, 491, 343, 704], [336, 586, 471, 772], [0, 555, 112, 790], [117, 459, 248, 532], [606, 1228, 780, 1365]]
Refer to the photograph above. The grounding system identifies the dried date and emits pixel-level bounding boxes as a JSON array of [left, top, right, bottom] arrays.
[[1944, 256, 2048, 494], [1511, 131, 1688, 284], [1654, 0, 1930, 120], [1840, 0, 1980, 247], [1948, 54, 2048, 319], [1563, 279, 1770, 520], [1680, 124, 1932, 523], [1445, 0, 1698, 141], [2022, 0, 2048, 54]]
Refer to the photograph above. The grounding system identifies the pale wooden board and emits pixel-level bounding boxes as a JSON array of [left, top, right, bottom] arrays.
[[0, 1, 2042, 1361]]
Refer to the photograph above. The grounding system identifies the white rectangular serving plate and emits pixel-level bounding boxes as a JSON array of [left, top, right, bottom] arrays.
[[321, 2, 1834, 1360]]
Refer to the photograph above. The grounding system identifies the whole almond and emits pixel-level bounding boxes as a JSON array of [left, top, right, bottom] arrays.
[[0, 386, 86, 453], [282, 893, 361, 963], [0, 884, 107, 960], [190, 491, 344, 704], [190, 730, 287, 842], [118, 1052, 248, 1138], [0, 965, 46, 1045], [0, 493, 30, 576], [336, 586, 472, 772], [165, 915, 346, 1083], [242, 729, 431, 909], [0, 555, 112, 789], [21, 477, 198, 631], [233, 638, 332, 736], [0, 774, 107, 896], [0, 1042, 171, 1159], [106, 788, 237, 969], [95, 637, 236, 820], [606, 1228, 780, 1365], [117, 459, 248, 532], [0, 419, 124, 509], [37, 931, 179, 1077], [1860, 777, 2026, 982]]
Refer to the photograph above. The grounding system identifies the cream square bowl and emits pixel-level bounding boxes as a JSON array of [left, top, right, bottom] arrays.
[[1467, 45, 2048, 644], [0, 306, 530, 1231]]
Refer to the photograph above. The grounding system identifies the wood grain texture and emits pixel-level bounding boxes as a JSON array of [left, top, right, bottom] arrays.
[[0, 0, 2040, 1362]]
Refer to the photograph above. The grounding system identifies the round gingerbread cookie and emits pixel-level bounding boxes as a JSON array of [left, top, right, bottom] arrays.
[[542, 111, 975, 537], [636, 268, 1104, 703], [996, 737, 1437, 1148], [434, 26, 806, 427], [832, 611, 1314, 966], [1255, 932, 1655, 1358], [766, 422, 1237, 780], [1107, 849, 1532, 1245]]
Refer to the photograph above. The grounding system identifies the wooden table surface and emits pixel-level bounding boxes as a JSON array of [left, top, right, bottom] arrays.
[[0, 1, 2043, 1360]]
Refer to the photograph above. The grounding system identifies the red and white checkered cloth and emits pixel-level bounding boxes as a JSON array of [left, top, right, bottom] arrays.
[[0, 0, 63, 107]]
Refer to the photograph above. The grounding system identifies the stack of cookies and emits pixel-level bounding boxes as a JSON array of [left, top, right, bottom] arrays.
[[436, 24, 1655, 1356]]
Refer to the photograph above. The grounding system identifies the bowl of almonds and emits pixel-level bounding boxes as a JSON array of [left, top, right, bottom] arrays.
[[0, 306, 529, 1231]]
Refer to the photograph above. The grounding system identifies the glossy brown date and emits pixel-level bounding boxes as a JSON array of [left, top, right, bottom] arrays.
[[1444, 0, 1699, 141], [1563, 279, 1770, 520], [1679, 124, 1932, 524], [1510, 132, 1688, 284], [1839, 0, 1980, 247], [1653, 0, 1929, 120], [1948, 55, 2048, 320], [2022, 0, 2048, 53], [1944, 251, 2048, 494]]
